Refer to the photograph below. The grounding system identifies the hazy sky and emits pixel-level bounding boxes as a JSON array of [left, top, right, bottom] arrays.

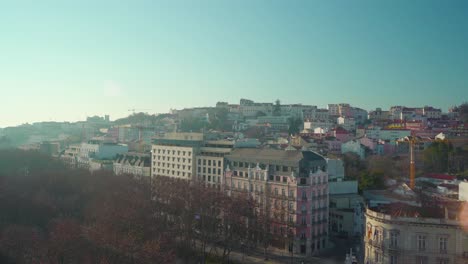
[[1, 0, 467, 127]]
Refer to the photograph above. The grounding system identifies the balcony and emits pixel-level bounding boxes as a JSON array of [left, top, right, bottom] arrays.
[[367, 239, 383, 249]]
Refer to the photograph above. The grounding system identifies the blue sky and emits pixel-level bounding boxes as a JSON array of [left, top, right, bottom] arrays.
[[1, 0, 467, 127]]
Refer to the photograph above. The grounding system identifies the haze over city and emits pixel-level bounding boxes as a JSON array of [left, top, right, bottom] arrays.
[[2, 1, 468, 264], [2, 0, 468, 127]]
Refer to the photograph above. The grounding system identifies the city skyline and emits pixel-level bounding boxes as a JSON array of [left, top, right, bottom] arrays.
[[2, 0, 468, 127]]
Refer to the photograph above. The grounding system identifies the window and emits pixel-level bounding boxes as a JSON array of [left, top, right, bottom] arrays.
[[274, 188, 278, 195], [439, 237, 448, 253], [203, 160, 206, 165], [302, 191, 307, 200], [208, 160, 211, 166], [281, 189, 285, 196], [198, 159, 201, 165], [301, 216, 306, 225], [416, 256, 428, 264], [417, 235, 426, 251], [438, 259, 449, 264], [218, 160, 221, 167], [390, 232, 398, 248], [289, 190, 294, 197], [208, 168, 211, 174]]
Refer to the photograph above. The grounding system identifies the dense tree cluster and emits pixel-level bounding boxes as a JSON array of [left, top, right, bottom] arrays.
[[343, 153, 406, 191], [423, 139, 467, 174], [0, 150, 274, 264]]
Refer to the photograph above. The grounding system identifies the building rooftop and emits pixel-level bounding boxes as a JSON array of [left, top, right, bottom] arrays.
[[227, 148, 325, 167], [424, 173, 456, 181], [369, 201, 462, 220]]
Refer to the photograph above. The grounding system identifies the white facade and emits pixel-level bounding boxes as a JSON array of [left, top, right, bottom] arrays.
[[337, 117, 356, 132], [341, 140, 366, 160], [304, 120, 334, 132], [459, 181, 468, 201], [365, 127, 411, 141], [151, 145, 195, 180], [365, 207, 468, 264]]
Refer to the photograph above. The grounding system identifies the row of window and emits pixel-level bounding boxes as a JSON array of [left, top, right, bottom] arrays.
[[155, 149, 191, 156], [197, 159, 222, 167], [197, 167, 222, 175], [154, 156, 192, 163], [370, 228, 449, 253], [370, 252, 449, 264], [199, 175, 221, 183], [274, 188, 327, 199], [231, 161, 289, 172], [154, 162, 191, 171], [153, 168, 191, 178]]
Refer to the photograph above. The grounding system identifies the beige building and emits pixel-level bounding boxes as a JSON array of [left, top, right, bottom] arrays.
[[114, 152, 151, 178], [196, 140, 233, 185], [152, 133, 233, 185], [364, 204, 468, 264], [151, 132, 203, 180]]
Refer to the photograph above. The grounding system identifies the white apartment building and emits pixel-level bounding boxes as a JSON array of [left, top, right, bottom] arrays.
[[151, 133, 233, 184], [151, 132, 202, 180], [337, 117, 356, 132]]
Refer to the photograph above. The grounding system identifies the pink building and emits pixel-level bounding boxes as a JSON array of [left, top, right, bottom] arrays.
[[332, 127, 352, 142], [224, 148, 329, 256]]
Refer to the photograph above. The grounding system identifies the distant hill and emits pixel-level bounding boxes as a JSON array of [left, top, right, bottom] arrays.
[[113, 112, 174, 126]]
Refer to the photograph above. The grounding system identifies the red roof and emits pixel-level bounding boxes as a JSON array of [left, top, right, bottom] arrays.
[[334, 127, 349, 134], [425, 173, 456, 181]]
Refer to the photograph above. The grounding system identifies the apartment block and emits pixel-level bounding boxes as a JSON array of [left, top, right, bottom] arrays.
[[224, 148, 329, 257], [151, 133, 233, 185], [365, 204, 468, 264], [151, 132, 202, 180], [196, 140, 233, 185]]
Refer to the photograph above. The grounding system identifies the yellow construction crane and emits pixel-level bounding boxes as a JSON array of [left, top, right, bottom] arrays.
[[398, 136, 468, 189], [397, 136, 421, 189]]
